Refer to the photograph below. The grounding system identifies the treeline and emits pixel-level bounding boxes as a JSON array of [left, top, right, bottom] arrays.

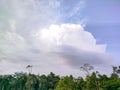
[[0, 66, 120, 90]]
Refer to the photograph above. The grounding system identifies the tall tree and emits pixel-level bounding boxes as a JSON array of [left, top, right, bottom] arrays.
[[38, 75, 48, 90], [56, 76, 77, 90], [75, 77, 85, 90], [112, 65, 120, 74], [25, 74, 39, 90], [26, 65, 33, 74], [80, 63, 94, 76], [13, 72, 28, 90], [98, 74, 108, 89], [47, 72, 60, 90]]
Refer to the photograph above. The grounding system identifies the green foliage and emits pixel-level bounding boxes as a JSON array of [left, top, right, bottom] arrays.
[[25, 74, 39, 90], [47, 72, 60, 90], [102, 73, 120, 90], [56, 75, 77, 90], [110, 73, 119, 80], [75, 77, 86, 90], [38, 75, 48, 90], [86, 72, 100, 90], [0, 66, 120, 90], [98, 74, 108, 89], [103, 79, 120, 90]]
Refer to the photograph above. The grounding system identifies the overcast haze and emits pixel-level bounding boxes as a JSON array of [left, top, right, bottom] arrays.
[[0, 0, 120, 76]]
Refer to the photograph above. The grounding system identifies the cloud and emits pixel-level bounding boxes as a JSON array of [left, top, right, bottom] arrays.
[[0, 0, 115, 76], [60, 0, 87, 24], [34, 24, 106, 53], [69, 0, 86, 17], [33, 24, 112, 66], [0, 23, 114, 76]]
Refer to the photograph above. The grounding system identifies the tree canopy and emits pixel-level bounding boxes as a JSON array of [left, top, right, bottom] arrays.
[[0, 65, 120, 90]]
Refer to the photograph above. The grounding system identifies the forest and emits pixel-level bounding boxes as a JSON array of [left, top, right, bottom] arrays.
[[0, 64, 120, 90]]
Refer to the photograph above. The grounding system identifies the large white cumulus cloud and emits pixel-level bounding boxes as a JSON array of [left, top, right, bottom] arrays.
[[34, 24, 106, 53], [33, 24, 112, 66], [0, 0, 115, 76]]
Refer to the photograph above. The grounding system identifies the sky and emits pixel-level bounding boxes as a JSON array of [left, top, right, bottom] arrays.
[[0, 0, 120, 77]]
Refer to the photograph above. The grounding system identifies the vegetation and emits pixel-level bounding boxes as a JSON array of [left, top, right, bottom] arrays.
[[0, 65, 120, 90]]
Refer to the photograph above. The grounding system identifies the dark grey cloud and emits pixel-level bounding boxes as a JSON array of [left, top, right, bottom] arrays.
[[52, 45, 114, 68]]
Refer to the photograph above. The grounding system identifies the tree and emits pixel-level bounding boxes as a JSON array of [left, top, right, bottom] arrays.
[[98, 74, 108, 89], [75, 77, 85, 90], [102, 72, 120, 90], [112, 65, 120, 74], [26, 65, 33, 74], [86, 72, 101, 90], [116, 66, 120, 74], [80, 63, 94, 76], [110, 73, 119, 80], [56, 76, 77, 90], [47, 72, 60, 90], [25, 74, 39, 90], [103, 79, 120, 90], [0, 75, 13, 90], [38, 75, 48, 90], [13, 72, 28, 90]]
